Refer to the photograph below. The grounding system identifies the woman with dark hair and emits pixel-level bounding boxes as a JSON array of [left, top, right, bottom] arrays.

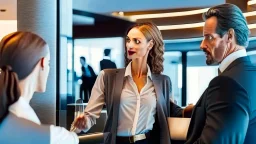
[[72, 22, 184, 144], [0, 32, 78, 144]]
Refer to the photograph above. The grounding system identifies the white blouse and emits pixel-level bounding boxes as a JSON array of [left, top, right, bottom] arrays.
[[78, 62, 157, 136]]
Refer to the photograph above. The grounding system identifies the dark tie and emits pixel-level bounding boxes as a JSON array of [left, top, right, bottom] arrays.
[[218, 69, 221, 75]]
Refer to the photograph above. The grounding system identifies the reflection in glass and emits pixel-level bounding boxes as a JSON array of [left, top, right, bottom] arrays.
[[163, 52, 182, 106], [186, 51, 218, 105], [73, 37, 124, 102]]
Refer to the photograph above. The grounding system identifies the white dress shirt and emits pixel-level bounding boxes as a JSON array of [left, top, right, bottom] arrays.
[[103, 56, 111, 60], [219, 49, 247, 73], [81, 62, 157, 136], [9, 97, 79, 144]]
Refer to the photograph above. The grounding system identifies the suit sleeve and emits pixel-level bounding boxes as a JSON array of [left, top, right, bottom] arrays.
[[81, 67, 85, 76], [100, 61, 103, 71], [89, 65, 96, 77], [113, 62, 117, 69], [193, 76, 250, 144], [166, 76, 183, 117]]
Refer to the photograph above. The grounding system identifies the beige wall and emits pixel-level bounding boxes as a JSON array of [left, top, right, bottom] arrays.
[[0, 0, 17, 40], [0, 20, 17, 40]]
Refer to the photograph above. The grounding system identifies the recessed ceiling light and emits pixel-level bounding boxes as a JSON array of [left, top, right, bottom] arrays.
[[248, 0, 256, 6], [118, 12, 124, 16]]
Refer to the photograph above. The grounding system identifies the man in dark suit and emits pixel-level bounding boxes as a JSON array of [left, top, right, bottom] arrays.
[[80, 56, 96, 103], [100, 49, 116, 70], [186, 4, 256, 144]]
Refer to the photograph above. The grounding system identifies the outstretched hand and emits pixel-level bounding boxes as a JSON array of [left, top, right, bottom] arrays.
[[73, 114, 87, 130]]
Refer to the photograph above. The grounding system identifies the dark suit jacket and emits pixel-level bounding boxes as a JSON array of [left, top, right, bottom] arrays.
[[100, 59, 117, 71], [102, 69, 183, 144], [186, 56, 256, 144], [81, 65, 96, 89], [81, 65, 96, 78]]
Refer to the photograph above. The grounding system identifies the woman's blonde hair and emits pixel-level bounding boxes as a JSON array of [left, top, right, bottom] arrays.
[[124, 22, 164, 74]]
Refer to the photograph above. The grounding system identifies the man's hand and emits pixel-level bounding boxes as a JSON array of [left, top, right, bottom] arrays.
[[183, 104, 194, 118]]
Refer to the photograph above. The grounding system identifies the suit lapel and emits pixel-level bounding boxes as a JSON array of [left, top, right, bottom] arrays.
[[222, 56, 250, 74]]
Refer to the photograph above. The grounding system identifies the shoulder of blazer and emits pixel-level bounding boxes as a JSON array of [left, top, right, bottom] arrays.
[[152, 73, 171, 82], [103, 68, 125, 84], [103, 68, 125, 75]]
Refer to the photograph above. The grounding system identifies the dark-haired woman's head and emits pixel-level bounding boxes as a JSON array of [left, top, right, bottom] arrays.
[[0, 31, 50, 123], [125, 22, 164, 74], [0, 31, 50, 93]]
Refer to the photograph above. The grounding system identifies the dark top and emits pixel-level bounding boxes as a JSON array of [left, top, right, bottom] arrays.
[[100, 59, 117, 71]]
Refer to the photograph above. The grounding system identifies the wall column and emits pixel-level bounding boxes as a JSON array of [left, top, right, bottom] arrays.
[[17, 0, 57, 125]]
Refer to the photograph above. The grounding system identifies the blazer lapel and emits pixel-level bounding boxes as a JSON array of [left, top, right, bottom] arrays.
[[152, 74, 167, 115], [111, 69, 125, 135], [152, 74, 161, 101]]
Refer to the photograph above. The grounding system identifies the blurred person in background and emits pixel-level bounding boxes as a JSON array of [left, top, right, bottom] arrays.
[[100, 48, 117, 70], [80, 56, 96, 103]]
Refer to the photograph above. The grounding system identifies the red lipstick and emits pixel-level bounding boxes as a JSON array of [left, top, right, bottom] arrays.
[[128, 50, 136, 55]]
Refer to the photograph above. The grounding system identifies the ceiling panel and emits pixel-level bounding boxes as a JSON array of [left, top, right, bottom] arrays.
[[73, 0, 225, 13]]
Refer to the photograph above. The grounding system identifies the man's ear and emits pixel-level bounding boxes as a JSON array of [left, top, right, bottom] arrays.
[[227, 28, 235, 43], [40, 57, 45, 69]]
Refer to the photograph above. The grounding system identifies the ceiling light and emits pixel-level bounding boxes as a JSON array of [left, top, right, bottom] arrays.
[[157, 10, 256, 30], [243, 11, 256, 17], [158, 23, 256, 30], [248, 0, 256, 6], [129, 8, 209, 20], [158, 22, 204, 30], [118, 12, 124, 16], [124, 7, 256, 20], [248, 23, 256, 29]]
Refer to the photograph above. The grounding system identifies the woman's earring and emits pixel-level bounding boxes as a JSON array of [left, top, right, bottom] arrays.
[[42, 67, 44, 71]]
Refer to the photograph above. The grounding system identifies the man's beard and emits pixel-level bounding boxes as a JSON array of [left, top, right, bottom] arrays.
[[206, 55, 219, 65], [204, 50, 218, 65], [206, 57, 213, 65]]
